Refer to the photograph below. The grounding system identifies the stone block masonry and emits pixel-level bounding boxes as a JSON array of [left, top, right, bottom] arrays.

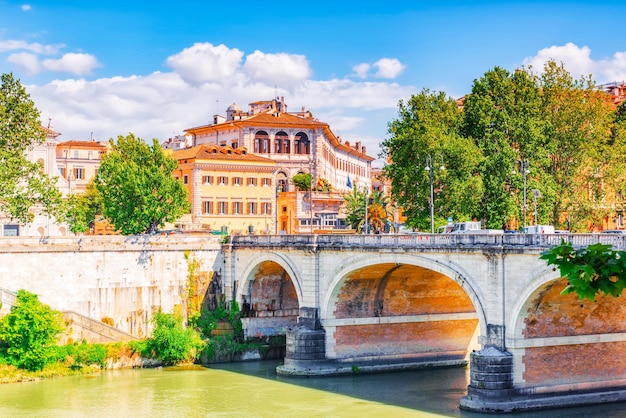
[[0, 235, 223, 337]]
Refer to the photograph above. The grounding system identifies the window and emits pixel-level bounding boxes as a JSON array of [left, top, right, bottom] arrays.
[[218, 176, 227, 185], [254, 131, 270, 153], [183, 175, 189, 184], [73, 167, 85, 180], [247, 178, 257, 186], [73, 150, 79, 159], [3, 224, 19, 236], [248, 202, 257, 215], [58, 167, 66, 177], [261, 202, 272, 215], [294, 132, 310, 154], [203, 201, 213, 214], [233, 177, 243, 186], [218, 201, 227, 214], [232, 202, 242, 214], [203, 176, 213, 185], [261, 178, 272, 187]]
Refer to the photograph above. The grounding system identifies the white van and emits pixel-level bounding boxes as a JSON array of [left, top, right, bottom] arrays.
[[448, 221, 482, 234], [523, 225, 555, 234]]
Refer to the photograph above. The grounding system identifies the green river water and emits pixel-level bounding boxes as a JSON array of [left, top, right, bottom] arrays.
[[1, 361, 626, 417]]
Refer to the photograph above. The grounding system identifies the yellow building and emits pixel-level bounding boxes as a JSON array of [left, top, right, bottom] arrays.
[[171, 144, 277, 234]]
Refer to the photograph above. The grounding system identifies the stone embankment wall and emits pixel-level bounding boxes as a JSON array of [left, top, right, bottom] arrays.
[[0, 234, 223, 338]]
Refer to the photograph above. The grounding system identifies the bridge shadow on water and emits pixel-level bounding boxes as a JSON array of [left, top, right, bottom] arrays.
[[208, 360, 626, 418]]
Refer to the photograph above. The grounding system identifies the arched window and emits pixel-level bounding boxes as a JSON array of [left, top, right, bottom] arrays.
[[294, 132, 310, 155], [274, 131, 290, 154], [254, 131, 270, 153], [277, 171, 289, 192]]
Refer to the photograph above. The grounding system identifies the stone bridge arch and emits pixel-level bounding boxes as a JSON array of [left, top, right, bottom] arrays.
[[506, 265, 626, 398], [319, 252, 486, 368], [322, 252, 486, 327], [234, 251, 304, 339]]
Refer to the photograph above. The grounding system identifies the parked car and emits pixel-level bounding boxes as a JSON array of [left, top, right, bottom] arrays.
[[523, 225, 555, 234], [600, 229, 626, 234]]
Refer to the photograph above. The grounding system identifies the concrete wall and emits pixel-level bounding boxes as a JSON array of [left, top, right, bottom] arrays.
[[0, 234, 223, 337]]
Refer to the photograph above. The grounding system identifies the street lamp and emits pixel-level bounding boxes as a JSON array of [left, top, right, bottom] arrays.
[[309, 159, 316, 234], [424, 154, 445, 234], [364, 186, 369, 235], [512, 159, 530, 228]]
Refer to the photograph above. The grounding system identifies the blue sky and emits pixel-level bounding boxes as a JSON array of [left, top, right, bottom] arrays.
[[2, 1, 626, 165]]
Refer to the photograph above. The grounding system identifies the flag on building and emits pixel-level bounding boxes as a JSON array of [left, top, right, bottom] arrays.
[[347, 176, 352, 189]]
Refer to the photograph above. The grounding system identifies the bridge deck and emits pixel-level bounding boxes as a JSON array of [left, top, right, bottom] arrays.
[[228, 233, 626, 250]]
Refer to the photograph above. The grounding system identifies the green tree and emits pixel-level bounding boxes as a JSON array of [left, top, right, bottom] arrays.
[[539, 61, 615, 231], [0, 290, 65, 371], [382, 89, 482, 231], [341, 186, 367, 232], [65, 181, 104, 234], [144, 312, 205, 365], [95, 133, 190, 235], [462, 66, 545, 229], [291, 173, 312, 191], [0, 73, 64, 223]]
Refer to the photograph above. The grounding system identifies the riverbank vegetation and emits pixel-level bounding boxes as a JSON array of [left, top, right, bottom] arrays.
[[0, 290, 283, 384]]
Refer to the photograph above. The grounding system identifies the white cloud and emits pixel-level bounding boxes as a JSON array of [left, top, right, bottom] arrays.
[[165, 42, 244, 86], [522, 43, 626, 84], [352, 63, 370, 79], [21, 4, 31, 11], [41, 53, 100, 75], [23, 43, 416, 161], [373, 58, 405, 79], [0, 39, 63, 54], [243, 51, 311, 88], [7, 52, 41, 74]]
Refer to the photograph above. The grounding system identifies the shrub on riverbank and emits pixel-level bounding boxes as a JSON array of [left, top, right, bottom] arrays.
[[131, 312, 205, 365], [0, 290, 65, 371]]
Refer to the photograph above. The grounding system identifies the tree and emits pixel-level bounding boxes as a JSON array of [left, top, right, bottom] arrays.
[[291, 173, 312, 191], [94, 133, 190, 235], [366, 190, 393, 234], [462, 66, 544, 229], [0, 73, 64, 223], [0, 290, 65, 371], [342, 187, 367, 232], [65, 181, 104, 234], [539, 61, 615, 231], [382, 89, 482, 231]]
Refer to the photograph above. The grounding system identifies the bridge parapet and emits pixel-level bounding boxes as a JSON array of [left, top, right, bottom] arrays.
[[230, 233, 626, 250]]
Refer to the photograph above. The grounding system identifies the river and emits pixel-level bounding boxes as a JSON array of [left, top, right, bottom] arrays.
[[1, 361, 626, 417]]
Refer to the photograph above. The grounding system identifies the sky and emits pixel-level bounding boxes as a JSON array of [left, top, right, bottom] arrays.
[[2, 1, 626, 166]]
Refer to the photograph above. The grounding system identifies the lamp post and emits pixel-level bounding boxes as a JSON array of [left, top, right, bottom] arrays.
[[364, 186, 369, 235], [512, 159, 530, 228], [424, 154, 445, 234], [309, 159, 316, 234]]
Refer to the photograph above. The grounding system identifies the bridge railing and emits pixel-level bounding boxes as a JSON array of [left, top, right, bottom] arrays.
[[229, 233, 626, 250]]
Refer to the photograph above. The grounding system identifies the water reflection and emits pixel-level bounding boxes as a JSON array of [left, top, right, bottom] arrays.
[[1, 362, 626, 417], [213, 361, 626, 418]]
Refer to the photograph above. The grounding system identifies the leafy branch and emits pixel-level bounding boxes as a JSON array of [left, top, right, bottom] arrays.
[[540, 241, 626, 301]]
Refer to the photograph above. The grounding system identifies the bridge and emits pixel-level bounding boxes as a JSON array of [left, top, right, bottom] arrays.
[[223, 233, 626, 413]]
